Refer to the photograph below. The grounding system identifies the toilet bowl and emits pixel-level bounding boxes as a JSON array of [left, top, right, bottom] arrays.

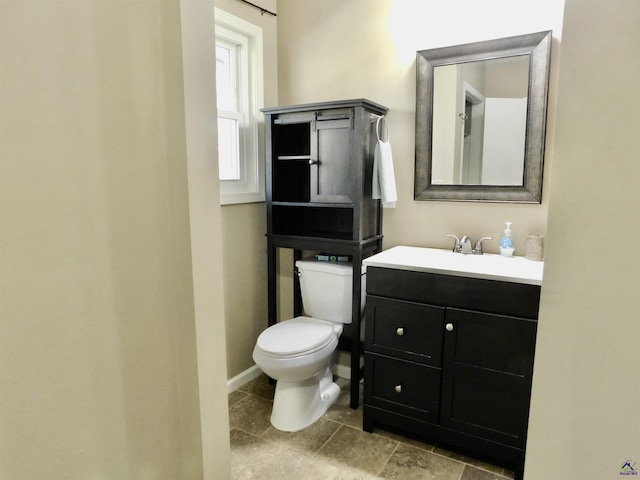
[[252, 259, 364, 432], [253, 316, 343, 431]]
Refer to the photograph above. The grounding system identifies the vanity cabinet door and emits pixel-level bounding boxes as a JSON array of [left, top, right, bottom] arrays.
[[440, 308, 537, 448]]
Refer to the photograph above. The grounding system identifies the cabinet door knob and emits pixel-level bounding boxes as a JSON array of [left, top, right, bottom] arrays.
[[396, 327, 404, 336], [394, 384, 402, 393], [308, 159, 318, 165], [446, 323, 454, 332]]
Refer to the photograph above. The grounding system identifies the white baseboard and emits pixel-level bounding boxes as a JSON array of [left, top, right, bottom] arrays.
[[227, 362, 353, 393], [227, 364, 262, 393]]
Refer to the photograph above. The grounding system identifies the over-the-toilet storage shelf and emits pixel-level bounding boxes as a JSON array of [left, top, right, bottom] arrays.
[[263, 99, 388, 409]]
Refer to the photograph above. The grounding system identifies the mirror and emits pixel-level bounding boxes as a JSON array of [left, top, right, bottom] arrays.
[[415, 31, 552, 203]]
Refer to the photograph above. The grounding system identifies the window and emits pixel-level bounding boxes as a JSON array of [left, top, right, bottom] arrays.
[[214, 9, 264, 204]]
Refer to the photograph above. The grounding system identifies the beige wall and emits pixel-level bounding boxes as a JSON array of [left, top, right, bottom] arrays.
[[180, 1, 231, 478], [215, 0, 278, 379], [526, 1, 640, 478], [0, 1, 229, 478]]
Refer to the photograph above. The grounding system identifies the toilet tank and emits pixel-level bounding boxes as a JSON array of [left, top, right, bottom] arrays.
[[295, 259, 366, 324]]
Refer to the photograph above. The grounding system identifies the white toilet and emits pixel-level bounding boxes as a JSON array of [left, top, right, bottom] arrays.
[[253, 259, 364, 432]]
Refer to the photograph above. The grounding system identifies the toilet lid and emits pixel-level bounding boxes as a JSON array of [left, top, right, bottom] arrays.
[[256, 317, 335, 356]]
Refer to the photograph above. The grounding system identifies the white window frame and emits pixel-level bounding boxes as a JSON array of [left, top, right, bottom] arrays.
[[214, 8, 265, 205]]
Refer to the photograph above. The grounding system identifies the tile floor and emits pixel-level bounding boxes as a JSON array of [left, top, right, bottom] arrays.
[[228, 374, 515, 480]]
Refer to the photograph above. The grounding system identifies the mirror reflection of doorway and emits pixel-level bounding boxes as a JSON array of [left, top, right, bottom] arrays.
[[460, 83, 485, 184], [481, 97, 527, 185]]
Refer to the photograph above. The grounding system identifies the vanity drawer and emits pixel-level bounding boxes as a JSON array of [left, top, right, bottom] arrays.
[[365, 295, 444, 366], [367, 266, 541, 319], [364, 353, 440, 424]]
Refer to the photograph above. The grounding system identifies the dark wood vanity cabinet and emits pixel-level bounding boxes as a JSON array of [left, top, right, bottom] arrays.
[[264, 99, 388, 408], [363, 266, 540, 479]]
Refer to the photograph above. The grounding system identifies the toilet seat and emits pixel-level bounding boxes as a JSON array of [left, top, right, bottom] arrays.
[[256, 316, 335, 358]]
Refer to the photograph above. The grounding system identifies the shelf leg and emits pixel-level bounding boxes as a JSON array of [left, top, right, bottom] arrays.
[[293, 250, 303, 316], [267, 239, 277, 326], [349, 249, 363, 409]]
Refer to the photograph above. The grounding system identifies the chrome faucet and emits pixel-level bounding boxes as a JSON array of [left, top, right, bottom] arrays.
[[446, 234, 493, 255], [446, 234, 472, 254]]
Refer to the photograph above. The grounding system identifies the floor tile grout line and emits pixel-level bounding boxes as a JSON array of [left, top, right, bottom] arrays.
[[231, 426, 268, 442], [309, 422, 346, 459], [429, 448, 509, 479], [227, 391, 248, 408], [334, 423, 404, 477], [457, 463, 466, 480], [368, 429, 435, 454], [375, 440, 401, 477]]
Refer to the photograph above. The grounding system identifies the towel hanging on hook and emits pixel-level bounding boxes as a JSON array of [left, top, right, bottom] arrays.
[[372, 115, 397, 208]]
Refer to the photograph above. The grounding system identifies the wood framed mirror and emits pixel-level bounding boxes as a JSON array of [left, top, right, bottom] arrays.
[[414, 31, 552, 203]]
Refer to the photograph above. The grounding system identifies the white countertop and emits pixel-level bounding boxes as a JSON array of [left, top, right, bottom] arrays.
[[363, 245, 544, 286]]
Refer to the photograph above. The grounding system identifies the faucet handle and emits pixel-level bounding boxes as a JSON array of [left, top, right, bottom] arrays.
[[445, 234, 462, 252], [473, 236, 493, 255]]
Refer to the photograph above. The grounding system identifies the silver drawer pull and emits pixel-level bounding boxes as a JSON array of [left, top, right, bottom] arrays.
[[396, 327, 404, 336], [394, 384, 402, 393], [446, 323, 454, 332]]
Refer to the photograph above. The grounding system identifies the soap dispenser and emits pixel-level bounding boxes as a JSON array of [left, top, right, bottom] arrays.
[[500, 222, 515, 257]]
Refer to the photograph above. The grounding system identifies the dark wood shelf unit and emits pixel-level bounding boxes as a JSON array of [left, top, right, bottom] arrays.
[[264, 99, 388, 409]]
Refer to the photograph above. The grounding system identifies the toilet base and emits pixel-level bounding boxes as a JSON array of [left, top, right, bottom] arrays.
[[270, 367, 340, 432]]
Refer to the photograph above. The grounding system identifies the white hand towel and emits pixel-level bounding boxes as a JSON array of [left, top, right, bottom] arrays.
[[373, 140, 397, 208]]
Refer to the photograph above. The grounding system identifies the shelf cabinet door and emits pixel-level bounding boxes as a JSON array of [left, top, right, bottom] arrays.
[[310, 115, 354, 203], [440, 308, 537, 448]]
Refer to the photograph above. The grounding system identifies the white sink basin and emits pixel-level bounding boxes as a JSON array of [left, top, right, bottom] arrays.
[[363, 245, 543, 285]]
